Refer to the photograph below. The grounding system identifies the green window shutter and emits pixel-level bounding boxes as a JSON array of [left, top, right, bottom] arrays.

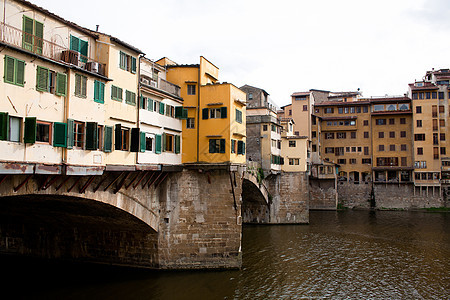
[[99, 82, 105, 103], [231, 139, 235, 153], [202, 108, 209, 119], [15, 60, 25, 86], [4, 56, 15, 84], [243, 142, 246, 154], [220, 139, 225, 153], [56, 73, 67, 96], [79, 39, 88, 62], [0, 112, 9, 141], [155, 134, 161, 154], [140, 131, 146, 152], [182, 108, 188, 120], [34, 21, 44, 55], [66, 119, 74, 149], [24, 117, 37, 143], [36, 66, 48, 91], [140, 95, 144, 109], [111, 85, 116, 100], [22, 16, 33, 51], [175, 106, 183, 118], [159, 102, 165, 114], [81, 76, 87, 97], [175, 135, 180, 154], [104, 125, 113, 152], [53, 122, 67, 147], [75, 74, 81, 96], [131, 57, 137, 74], [209, 139, 215, 153], [237, 140, 243, 155], [221, 106, 227, 119], [94, 81, 104, 103], [85, 122, 98, 150], [70, 35, 79, 52], [95, 81, 100, 101], [115, 124, 122, 150], [148, 98, 153, 111], [162, 132, 166, 152], [130, 128, 140, 152]]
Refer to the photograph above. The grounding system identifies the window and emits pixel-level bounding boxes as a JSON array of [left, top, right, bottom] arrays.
[[417, 147, 423, 155], [434, 147, 439, 159], [364, 131, 369, 138], [416, 120, 422, 127], [350, 158, 357, 164], [125, 90, 136, 106], [22, 16, 43, 54], [237, 140, 246, 155], [379, 145, 385, 151], [335, 147, 344, 156], [439, 105, 445, 113], [36, 66, 67, 96], [389, 118, 395, 125], [145, 135, 153, 151], [414, 134, 425, 141], [4, 56, 25, 86], [164, 133, 174, 152], [378, 132, 384, 138], [438, 92, 444, 100], [346, 147, 350, 152], [70, 35, 88, 62], [337, 159, 346, 164], [203, 107, 227, 119], [364, 147, 369, 155], [412, 93, 418, 100], [111, 86, 123, 101], [363, 106, 369, 113], [416, 106, 422, 113], [289, 158, 300, 165], [36, 121, 51, 143], [362, 158, 371, 164], [8, 116, 21, 142], [248, 93, 253, 100], [187, 84, 196, 95], [187, 118, 195, 129], [351, 132, 356, 139], [338, 107, 343, 114], [231, 139, 236, 154], [432, 92, 437, 99], [400, 118, 406, 124], [440, 119, 446, 127], [351, 146, 356, 152], [114, 125, 130, 151], [325, 147, 334, 153], [440, 133, 446, 141], [401, 144, 407, 151], [312, 144, 317, 152], [271, 124, 277, 132], [94, 80, 105, 103], [376, 119, 386, 125], [324, 108, 334, 114], [337, 132, 346, 139], [289, 140, 296, 147], [119, 51, 136, 74], [209, 139, 225, 153], [263, 124, 268, 131], [376, 157, 398, 167], [418, 93, 424, 100], [389, 145, 395, 151], [441, 147, 446, 155], [74, 74, 87, 98], [312, 131, 317, 138], [73, 121, 84, 148], [400, 131, 406, 138], [236, 109, 243, 124], [210, 108, 221, 119], [426, 92, 431, 99], [289, 109, 292, 116], [389, 132, 395, 138], [363, 120, 369, 126], [302, 105, 308, 111]]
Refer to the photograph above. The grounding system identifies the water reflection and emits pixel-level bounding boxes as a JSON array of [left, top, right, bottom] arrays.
[[4, 211, 449, 299]]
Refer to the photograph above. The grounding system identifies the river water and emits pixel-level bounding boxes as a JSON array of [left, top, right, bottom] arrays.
[[4, 210, 449, 299]]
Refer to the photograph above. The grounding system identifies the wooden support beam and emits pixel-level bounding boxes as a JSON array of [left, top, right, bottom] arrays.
[[56, 176, 71, 191], [125, 172, 140, 190], [67, 176, 82, 193], [104, 172, 124, 192], [114, 172, 130, 194], [39, 175, 52, 191], [42, 175, 59, 190], [133, 171, 147, 189], [79, 175, 96, 193], [148, 172, 163, 189], [0, 175, 9, 188], [14, 174, 33, 192], [154, 172, 169, 188], [142, 172, 155, 189], [93, 174, 109, 192]]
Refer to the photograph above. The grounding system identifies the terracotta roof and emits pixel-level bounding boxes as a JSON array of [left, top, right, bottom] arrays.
[[368, 96, 411, 103], [321, 116, 357, 121], [291, 92, 310, 97], [315, 100, 370, 106], [408, 83, 438, 90]]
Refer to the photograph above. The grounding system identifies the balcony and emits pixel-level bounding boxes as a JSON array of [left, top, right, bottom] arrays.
[[140, 76, 180, 98], [0, 22, 105, 76]]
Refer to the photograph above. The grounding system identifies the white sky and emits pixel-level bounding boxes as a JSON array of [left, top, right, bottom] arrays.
[[32, 0, 450, 106]]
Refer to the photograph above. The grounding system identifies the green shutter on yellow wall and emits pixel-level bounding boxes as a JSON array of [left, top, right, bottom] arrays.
[[175, 135, 180, 154], [0, 112, 9, 141]]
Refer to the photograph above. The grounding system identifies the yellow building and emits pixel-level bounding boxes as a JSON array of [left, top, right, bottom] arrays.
[[157, 56, 246, 164]]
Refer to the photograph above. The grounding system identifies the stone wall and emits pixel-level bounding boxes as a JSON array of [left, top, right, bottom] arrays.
[[241, 178, 270, 223], [374, 183, 444, 209], [157, 168, 243, 269], [338, 181, 372, 209], [309, 179, 337, 210], [266, 172, 309, 224]]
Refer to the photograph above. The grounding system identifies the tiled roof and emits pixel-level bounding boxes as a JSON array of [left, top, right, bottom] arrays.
[[291, 92, 310, 97]]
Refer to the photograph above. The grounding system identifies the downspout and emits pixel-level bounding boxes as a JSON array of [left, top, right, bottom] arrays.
[[136, 54, 143, 166], [63, 67, 70, 165], [197, 66, 200, 162]]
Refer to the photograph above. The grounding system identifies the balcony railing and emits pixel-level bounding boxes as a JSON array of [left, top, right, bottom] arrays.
[[1, 22, 105, 76], [158, 78, 180, 97]]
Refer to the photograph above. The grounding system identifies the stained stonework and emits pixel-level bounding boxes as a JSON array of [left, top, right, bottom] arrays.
[[309, 179, 337, 210], [338, 182, 372, 209], [158, 168, 243, 269]]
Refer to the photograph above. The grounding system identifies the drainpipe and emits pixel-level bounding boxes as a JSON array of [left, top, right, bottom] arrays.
[[197, 65, 200, 162], [136, 54, 143, 166], [63, 68, 70, 165]]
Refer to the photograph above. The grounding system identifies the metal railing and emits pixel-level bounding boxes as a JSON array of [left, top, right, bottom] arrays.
[[1, 22, 105, 76]]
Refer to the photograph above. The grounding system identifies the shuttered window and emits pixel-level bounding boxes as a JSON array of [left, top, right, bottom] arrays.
[[94, 80, 105, 103], [155, 134, 162, 154], [36, 66, 66, 96], [159, 102, 165, 114], [0, 112, 9, 140], [22, 16, 43, 55], [103, 125, 113, 152], [237, 140, 246, 155], [24, 117, 37, 144], [209, 139, 225, 153], [147, 98, 153, 111], [66, 119, 74, 149], [131, 57, 137, 74], [70, 35, 88, 62], [175, 106, 188, 119], [75, 74, 87, 98], [175, 135, 181, 154], [36, 66, 49, 91], [140, 131, 146, 152], [56, 73, 67, 96], [4, 56, 25, 86], [53, 122, 67, 147], [111, 85, 122, 101], [130, 128, 140, 152], [125, 90, 136, 105], [119, 51, 137, 74], [236, 109, 242, 124], [85, 122, 98, 150]]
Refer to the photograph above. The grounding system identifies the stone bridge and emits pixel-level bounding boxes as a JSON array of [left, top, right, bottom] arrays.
[[0, 162, 309, 269]]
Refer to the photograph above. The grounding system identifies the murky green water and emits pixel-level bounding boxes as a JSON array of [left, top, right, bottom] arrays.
[[3, 211, 449, 299]]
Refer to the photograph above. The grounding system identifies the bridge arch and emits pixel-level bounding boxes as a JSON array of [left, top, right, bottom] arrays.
[[241, 172, 271, 223]]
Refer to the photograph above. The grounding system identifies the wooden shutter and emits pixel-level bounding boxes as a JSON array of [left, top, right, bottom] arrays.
[[103, 125, 113, 152], [209, 139, 215, 153], [85, 122, 98, 150], [162, 133, 166, 152], [131, 57, 137, 74], [175, 135, 180, 154], [56, 73, 67, 96], [202, 108, 209, 119], [175, 106, 183, 118], [22, 16, 33, 51], [140, 131, 146, 152], [24, 117, 37, 143], [75, 74, 81, 96], [79, 39, 88, 62], [36, 66, 48, 91], [231, 139, 235, 154], [220, 139, 225, 153], [15, 60, 25, 86], [140, 95, 144, 109], [66, 118, 74, 149], [243, 142, 246, 154], [53, 122, 67, 147], [159, 102, 165, 114], [115, 124, 122, 150], [99, 82, 105, 103], [130, 128, 140, 152], [237, 140, 243, 154], [0, 112, 9, 140], [148, 98, 153, 111], [221, 107, 227, 118], [70, 35, 79, 52], [155, 134, 161, 154], [182, 108, 188, 120], [94, 81, 100, 101], [4, 56, 15, 84], [34, 21, 44, 54]]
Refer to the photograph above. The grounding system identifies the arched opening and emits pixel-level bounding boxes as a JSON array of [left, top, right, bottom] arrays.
[[241, 179, 270, 223], [0, 195, 159, 268]]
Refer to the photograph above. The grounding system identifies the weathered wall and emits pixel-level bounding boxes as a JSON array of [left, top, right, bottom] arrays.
[[241, 179, 270, 223], [373, 184, 444, 209], [309, 179, 337, 210], [157, 168, 243, 269], [266, 172, 309, 224], [338, 181, 372, 209]]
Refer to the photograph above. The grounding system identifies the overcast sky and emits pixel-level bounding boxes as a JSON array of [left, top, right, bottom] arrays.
[[32, 0, 450, 106]]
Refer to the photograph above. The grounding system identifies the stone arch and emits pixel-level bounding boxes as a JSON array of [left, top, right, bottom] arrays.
[[241, 173, 270, 223]]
